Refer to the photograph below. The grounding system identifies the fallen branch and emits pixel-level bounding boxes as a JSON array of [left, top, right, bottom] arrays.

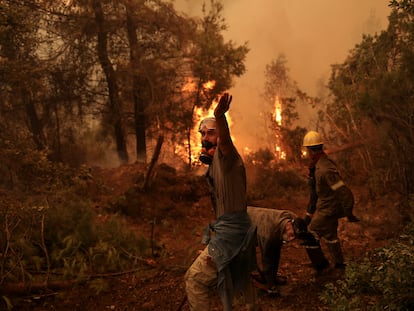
[[0, 280, 77, 295], [0, 266, 153, 295], [325, 140, 365, 154]]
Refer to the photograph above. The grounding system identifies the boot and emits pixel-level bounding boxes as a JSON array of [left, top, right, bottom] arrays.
[[326, 241, 345, 269], [305, 244, 329, 272]]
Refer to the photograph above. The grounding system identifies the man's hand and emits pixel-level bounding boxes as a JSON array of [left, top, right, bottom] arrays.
[[214, 93, 232, 118]]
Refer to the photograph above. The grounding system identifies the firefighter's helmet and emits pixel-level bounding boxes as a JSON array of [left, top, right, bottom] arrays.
[[303, 131, 323, 147]]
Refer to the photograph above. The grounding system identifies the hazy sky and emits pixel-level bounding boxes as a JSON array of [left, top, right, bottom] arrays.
[[174, 0, 391, 151]]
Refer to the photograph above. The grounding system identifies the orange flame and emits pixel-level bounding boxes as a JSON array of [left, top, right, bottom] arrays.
[[274, 96, 282, 126], [174, 96, 234, 165], [203, 80, 216, 90], [182, 79, 216, 93], [273, 96, 285, 160], [177, 81, 236, 165]]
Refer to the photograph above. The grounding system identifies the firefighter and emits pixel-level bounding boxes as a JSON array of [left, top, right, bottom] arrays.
[[302, 131, 359, 273], [247, 206, 308, 296]]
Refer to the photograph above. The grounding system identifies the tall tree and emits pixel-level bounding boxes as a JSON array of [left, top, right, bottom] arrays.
[[326, 0, 414, 196], [0, 0, 46, 150], [261, 54, 310, 162], [123, 0, 196, 163], [0, 0, 249, 168], [92, 0, 128, 163], [185, 0, 249, 165]]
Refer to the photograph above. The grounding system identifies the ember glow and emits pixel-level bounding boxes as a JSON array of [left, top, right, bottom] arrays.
[[181, 79, 216, 93], [181, 78, 197, 92]]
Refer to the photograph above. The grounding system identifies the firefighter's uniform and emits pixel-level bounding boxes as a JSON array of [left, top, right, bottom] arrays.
[[305, 153, 355, 269]]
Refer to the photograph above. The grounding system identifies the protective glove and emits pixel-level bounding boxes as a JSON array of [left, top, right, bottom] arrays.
[[304, 215, 311, 225], [347, 215, 360, 222]]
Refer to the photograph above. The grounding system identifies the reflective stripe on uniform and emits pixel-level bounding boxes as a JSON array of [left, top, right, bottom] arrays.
[[325, 239, 339, 244], [331, 180, 345, 191], [305, 245, 321, 249]]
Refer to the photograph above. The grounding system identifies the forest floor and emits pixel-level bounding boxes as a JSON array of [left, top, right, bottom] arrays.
[[11, 162, 407, 311]]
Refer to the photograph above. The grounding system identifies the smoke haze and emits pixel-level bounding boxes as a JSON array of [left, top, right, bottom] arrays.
[[174, 0, 391, 151]]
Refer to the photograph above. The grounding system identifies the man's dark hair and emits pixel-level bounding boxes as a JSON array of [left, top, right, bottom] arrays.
[[292, 217, 308, 239]]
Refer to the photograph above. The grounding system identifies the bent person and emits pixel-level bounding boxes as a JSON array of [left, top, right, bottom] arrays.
[[247, 206, 307, 295]]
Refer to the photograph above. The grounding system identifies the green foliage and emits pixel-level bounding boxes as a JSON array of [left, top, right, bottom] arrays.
[[324, 0, 414, 196], [1, 200, 149, 286], [47, 203, 148, 277], [0, 137, 94, 194], [193, 0, 249, 97], [0, 153, 150, 296], [320, 223, 414, 310]]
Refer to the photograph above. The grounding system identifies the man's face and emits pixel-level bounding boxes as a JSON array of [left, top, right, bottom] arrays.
[[200, 128, 218, 147], [198, 118, 218, 164], [282, 221, 296, 243], [304, 147, 316, 159], [199, 118, 218, 147], [304, 147, 312, 159]]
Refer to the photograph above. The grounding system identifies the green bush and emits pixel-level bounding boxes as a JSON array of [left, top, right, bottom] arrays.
[[0, 201, 149, 285], [0, 152, 150, 290], [320, 223, 414, 310]]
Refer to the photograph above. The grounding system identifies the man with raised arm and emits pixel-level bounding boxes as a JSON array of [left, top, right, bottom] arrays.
[[184, 93, 258, 311]]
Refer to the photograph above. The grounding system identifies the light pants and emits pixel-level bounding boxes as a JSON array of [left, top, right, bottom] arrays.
[[184, 247, 258, 311]]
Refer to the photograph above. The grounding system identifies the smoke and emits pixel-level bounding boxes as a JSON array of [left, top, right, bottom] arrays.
[[174, 0, 391, 151]]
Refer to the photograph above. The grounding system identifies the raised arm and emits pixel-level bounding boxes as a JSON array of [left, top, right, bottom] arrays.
[[214, 93, 234, 155]]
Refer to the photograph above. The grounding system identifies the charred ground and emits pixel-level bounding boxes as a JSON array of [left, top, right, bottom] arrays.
[[11, 162, 407, 311]]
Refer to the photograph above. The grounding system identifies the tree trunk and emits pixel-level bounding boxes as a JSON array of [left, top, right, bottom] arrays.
[[187, 83, 203, 167], [126, 6, 147, 163], [93, 0, 128, 164], [143, 134, 164, 191], [134, 99, 147, 163], [25, 100, 46, 151]]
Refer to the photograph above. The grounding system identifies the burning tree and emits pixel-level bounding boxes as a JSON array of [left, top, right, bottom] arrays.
[[176, 0, 248, 167], [261, 54, 310, 163]]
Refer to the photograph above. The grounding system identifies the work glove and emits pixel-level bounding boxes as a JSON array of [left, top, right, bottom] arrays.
[[304, 215, 311, 225], [347, 215, 360, 222]]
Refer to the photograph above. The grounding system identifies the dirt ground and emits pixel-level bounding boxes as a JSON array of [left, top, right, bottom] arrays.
[[11, 162, 406, 311]]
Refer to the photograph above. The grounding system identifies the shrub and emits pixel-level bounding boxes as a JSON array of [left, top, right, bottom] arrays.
[[0, 201, 149, 285], [0, 153, 150, 297], [245, 148, 307, 200], [320, 222, 414, 310]]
